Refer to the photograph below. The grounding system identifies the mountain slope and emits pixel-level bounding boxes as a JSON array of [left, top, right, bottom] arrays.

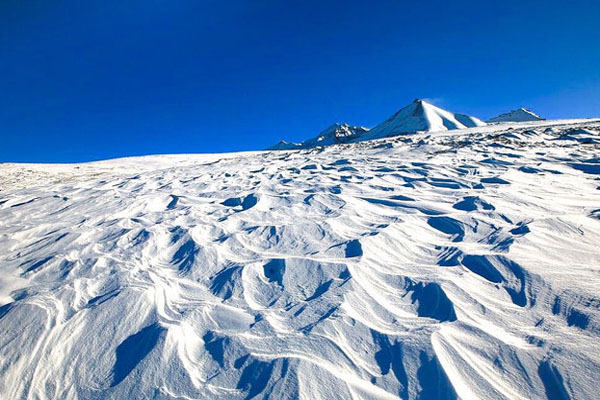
[[488, 108, 545, 123], [1, 118, 600, 399]]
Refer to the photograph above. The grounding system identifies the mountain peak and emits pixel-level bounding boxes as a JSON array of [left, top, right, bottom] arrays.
[[271, 123, 369, 150], [361, 99, 486, 141], [487, 108, 544, 123]]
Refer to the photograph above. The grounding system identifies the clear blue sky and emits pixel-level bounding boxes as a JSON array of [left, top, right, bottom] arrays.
[[1, 0, 599, 162]]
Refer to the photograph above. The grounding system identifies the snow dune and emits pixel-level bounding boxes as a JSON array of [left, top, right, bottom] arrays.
[[1, 119, 600, 399]]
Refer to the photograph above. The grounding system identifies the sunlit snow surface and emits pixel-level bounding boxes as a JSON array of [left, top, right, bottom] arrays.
[[1, 119, 600, 399]]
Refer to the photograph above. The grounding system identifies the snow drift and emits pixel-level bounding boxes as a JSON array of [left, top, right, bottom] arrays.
[[1, 118, 600, 399]]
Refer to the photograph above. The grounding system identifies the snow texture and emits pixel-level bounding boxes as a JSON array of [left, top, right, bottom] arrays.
[[1, 118, 600, 399]]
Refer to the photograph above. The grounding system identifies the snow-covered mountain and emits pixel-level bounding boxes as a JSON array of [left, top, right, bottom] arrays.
[[267, 140, 303, 151], [272, 99, 486, 149], [361, 99, 486, 141], [269, 123, 369, 150], [488, 108, 544, 123], [1, 118, 600, 399]]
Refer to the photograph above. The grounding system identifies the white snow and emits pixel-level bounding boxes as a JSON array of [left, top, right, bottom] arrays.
[[1, 118, 600, 399], [487, 108, 544, 123]]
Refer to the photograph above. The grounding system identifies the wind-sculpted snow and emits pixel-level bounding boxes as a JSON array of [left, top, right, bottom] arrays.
[[1, 119, 599, 399]]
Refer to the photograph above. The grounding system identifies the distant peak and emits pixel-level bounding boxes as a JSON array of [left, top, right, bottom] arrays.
[[487, 107, 544, 123], [360, 98, 486, 140], [320, 123, 349, 133]]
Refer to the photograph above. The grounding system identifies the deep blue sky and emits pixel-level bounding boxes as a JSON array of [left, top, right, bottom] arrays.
[[1, 0, 599, 162]]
